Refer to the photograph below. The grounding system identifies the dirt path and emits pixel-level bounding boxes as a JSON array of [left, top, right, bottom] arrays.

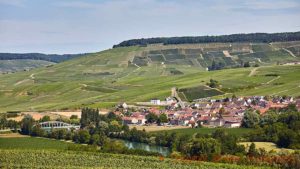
[[248, 67, 259, 77], [14, 73, 35, 86], [30, 73, 35, 79], [0, 133, 29, 138], [223, 50, 232, 57], [283, 48, 296, 58], [266, 76, 281, 84]]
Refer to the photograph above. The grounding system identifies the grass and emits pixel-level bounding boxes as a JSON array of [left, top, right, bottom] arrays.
[[239, 142, 295, 153], [0, 59, 54, 73], [0, 137, 73, 150], [179, 85, 223, 101], [0, 149, 268, 169], [0, 42, 299, 112], [151, 128, 254, 137]]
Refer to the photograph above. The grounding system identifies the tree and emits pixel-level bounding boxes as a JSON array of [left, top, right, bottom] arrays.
[[146, 113, 158, 123], [21, 115, 35, 135], [244, 62, 251, 67], [90, 134, 100, 145], [78, 130, 91, 144], [248, 143, 258, 156], [80, 108, 100, 128], [207, 79, 220, 88], [31, 125, 45, 137], [40, 115, 50, 122], [260, 111, 278, 126], [186, 138, 221, 157], [158, 113, 168, 125], [70, 115, 78, 119], [242, 111, 260, 128]]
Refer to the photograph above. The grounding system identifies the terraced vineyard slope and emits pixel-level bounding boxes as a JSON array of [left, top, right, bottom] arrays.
[[0, 42, 299, 111]]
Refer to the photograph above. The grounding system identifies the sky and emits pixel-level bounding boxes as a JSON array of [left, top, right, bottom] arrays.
[[0, 0, 300, 54]]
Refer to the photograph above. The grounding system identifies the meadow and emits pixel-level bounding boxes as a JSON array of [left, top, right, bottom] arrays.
[[0, 149, 269, 169], [0, 137, 73, 150], [151, 127, 254, 137], [0, 42, 299, 112], [0, 136, 268, 169]]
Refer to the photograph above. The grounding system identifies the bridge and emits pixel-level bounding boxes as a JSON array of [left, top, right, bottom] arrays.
[[37, 121, 80, 131]]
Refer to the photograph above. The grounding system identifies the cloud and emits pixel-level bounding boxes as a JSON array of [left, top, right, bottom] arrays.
[[244, 0, 299, 10], [0, 0, 25, 7], [56, 1, 102, 9]]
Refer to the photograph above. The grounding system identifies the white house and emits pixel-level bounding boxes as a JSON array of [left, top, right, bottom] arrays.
[[150, 99, 161, 105]]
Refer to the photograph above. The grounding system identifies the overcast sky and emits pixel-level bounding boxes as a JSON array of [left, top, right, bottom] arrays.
[[0, 0, 300, 54]]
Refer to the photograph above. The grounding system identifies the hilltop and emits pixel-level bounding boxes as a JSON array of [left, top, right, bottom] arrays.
[[0, 37, 299, 111], [0, 53, 86, 73]]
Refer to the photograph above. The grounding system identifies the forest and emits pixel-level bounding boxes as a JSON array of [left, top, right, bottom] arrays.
[[0, 53, 86, 63], [113, 31, 300, 48]]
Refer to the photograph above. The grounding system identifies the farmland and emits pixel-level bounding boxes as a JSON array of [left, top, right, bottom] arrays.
[[0, 136, 266, 169], [0, 137, 73, 150], [0, 42, 299, 112], [151, 128, 254, 137], [0, 149, 267, 169]]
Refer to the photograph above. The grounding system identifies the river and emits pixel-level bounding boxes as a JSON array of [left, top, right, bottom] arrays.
[[121, 139, 171, 156]]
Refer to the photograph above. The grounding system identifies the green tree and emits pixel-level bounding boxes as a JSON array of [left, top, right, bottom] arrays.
[[187, 138, 221, 157], [146, 113, 158, 123], [78, 130, 91, 144], [90, 134, 100, 145], [70, 115, 78, 119], [40, 115, 50, 122], [243, 62, 250, 67], [248, 142, 258, 156], [31, 125, 45, 137], [157, 113, 168, 125], [242, 111, 260, 128], [21, 115, 35, 135]]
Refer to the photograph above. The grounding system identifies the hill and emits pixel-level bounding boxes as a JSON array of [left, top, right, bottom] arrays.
[[0, 41, 299, 112], [0, 53, 86, 73], [113, 31, 300, 47]]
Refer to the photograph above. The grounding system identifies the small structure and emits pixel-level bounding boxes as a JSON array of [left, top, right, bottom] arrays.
[[150, 98, 161, 105], [37, 121, 80, 131]]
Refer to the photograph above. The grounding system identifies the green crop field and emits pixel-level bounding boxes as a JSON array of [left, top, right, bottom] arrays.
[[0, 59, 54, 73], [0, 137, 73, 150], [0, 149, 267, 169], [179, 86, 223, 101], [0, 42, 299, 112], [151, 128, 254, 137], [0, 136, 267, 169]]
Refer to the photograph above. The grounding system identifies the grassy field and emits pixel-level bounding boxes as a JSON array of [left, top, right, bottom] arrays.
[[0, 136, 268, 169], [239, 142, 295, 153], [0, 137, 73, 150], [151, 127, 254, 137], [0, 43, 299, 112], [0, 149, 268, 169], [0, 59, 54, 73]]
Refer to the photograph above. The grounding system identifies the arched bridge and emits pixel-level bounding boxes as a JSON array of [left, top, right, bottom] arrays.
[[37, 121, 80, 131]]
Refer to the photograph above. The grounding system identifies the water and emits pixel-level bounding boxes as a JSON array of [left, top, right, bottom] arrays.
[[121, 140, 171, 156]]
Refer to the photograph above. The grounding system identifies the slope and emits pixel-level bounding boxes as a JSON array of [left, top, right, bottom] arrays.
[[0, 44, 299, 112]]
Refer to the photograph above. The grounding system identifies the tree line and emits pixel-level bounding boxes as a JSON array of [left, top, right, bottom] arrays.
[[0, 53, 86, 63], [113, 31, 300, 48]]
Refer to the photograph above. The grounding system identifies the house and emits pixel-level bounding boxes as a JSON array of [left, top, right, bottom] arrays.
[[122, 117, 138, 125], [224, 121, 241, 128], [122, 115, 146, 125], [150, 99, 161, 105], [209, 118, 225, 127]]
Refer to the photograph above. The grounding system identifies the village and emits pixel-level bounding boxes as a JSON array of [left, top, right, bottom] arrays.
[[118, 95, 300, 129]]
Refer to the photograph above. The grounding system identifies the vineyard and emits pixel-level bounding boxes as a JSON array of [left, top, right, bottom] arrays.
[[0, 149, 269, 169]]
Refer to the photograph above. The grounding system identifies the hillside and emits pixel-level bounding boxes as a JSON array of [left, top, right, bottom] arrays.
[[114, 31, 300, 47], [0, 53, 85, 73], [0, 59, 54, 73], [0, 41, 299, 112]]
